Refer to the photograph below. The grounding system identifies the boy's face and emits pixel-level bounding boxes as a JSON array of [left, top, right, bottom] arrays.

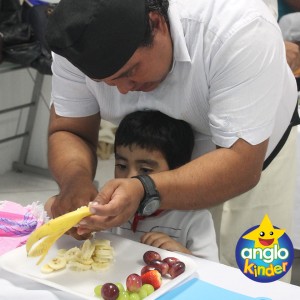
[[115, 145, 169, 178]]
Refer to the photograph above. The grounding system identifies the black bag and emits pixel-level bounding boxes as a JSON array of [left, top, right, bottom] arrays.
[[0, 1, 54, 74]]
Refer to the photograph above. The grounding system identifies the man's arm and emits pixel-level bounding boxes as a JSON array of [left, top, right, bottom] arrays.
[[48, 105, 100, 219], [283, 0, 300, 11], [77, 138, 268, 234]]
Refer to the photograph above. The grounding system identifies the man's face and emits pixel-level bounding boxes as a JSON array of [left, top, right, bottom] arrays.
[[94, 14, 173, 94]]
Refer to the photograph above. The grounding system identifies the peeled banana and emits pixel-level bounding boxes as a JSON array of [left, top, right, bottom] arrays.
[[26, 206, 92, 264]]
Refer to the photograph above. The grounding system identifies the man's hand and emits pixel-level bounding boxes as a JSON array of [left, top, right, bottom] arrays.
[[285, 41, 300, 72], [45, 180, 98, 239], [76, 177, 144, 235]]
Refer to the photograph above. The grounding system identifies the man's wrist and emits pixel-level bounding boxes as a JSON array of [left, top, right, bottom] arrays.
[[132, 175, 161, 216]]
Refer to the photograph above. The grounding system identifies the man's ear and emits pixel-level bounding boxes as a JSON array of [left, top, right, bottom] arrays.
[[148, 11, 168, 34]]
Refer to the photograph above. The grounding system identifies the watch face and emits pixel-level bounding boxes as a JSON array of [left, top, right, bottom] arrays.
[[142, 198, 160, 216]]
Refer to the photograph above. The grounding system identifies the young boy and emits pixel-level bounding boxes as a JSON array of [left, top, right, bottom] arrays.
[[111, 110, 219, 262]]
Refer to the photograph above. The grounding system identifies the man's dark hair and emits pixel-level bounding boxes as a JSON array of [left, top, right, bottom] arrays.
[[140, 0, 170, 47], [114, 110, 194, 170]]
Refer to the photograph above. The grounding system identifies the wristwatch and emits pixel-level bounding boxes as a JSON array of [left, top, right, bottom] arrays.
[[133, 175, 161, 216]]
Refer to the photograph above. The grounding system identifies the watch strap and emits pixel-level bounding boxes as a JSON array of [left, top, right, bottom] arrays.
[[133, 175, 159, 198], [132, 175, 160, 215]]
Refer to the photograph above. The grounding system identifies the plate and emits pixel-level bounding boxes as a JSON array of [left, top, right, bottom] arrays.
[[0, 232, 196, 299]]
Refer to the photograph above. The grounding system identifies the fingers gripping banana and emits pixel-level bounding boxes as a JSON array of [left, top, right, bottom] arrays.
[[26, 206, 92, 264]]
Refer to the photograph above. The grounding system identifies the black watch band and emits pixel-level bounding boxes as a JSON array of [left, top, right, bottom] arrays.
[[133, 175, 161, 216]]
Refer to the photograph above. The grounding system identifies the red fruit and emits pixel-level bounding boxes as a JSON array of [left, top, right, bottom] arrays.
[[143, 250, 161, 265], [149, 259, 169, 276], [163, 257, 180, 268], [141, 270, 162, 290], [168, 261, 186, 279], [141, 265, 159, 275], [126, 273, 142, 292], [101, 283, 119, 300]]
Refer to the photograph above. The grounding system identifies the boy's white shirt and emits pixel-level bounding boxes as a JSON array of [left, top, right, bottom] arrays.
[[110, 209, 219, 263]]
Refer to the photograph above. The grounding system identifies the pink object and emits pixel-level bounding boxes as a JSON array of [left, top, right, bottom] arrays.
[[0, 201, 47, 255]]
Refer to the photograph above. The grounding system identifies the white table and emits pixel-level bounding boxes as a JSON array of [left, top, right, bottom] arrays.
[[1, 256, 299, 300]]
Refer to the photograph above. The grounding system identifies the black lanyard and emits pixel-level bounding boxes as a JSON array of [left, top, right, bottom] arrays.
[[263, 102, 300, 170]]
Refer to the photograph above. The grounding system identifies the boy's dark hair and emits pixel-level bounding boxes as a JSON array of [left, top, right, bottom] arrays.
[[114, 110, 194, 170]]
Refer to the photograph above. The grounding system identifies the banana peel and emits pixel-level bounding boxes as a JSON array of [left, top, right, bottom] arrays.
[[26, 206, 92, 264]]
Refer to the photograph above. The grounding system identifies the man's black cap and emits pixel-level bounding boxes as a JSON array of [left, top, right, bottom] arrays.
[[46, 0, 146, 79]]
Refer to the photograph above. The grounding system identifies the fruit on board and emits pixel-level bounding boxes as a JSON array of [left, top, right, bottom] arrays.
[[168, 261, 186, 279], [149, 259, 169, 276], [140, 264, 159, 275], [143, 250, 161, 265], [115, 282, 125, 293], [162, 257, 180, 268], [141, 270, 162, 290], [126, 273, 142, 292], [101, 282, 119, 300], [140, 284, 155, 296], [117, 290, 130, 300], [94, 284, 103, 297]]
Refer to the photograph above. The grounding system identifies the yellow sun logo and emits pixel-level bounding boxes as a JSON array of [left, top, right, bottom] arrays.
[[242, 214, 285, 249]]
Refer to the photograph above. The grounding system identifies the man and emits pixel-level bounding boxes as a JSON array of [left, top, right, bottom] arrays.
[[45, 0, 299, 274]]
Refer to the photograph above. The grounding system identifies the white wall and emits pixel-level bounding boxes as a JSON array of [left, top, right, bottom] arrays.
[[0, 65, 51, 175]]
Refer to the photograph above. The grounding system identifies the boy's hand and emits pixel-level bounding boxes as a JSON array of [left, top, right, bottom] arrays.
[[141, 232, 192, 255]]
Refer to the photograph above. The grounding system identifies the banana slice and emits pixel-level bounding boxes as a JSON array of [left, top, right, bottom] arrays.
[[56, 249, 67, 257], [94, 239, 111, 248], [48, 257, 67, 270], [68, 261, 92, 271], [94, 248, 114, 257], [91, 261, 111, 271], [64, 247, 81, 262], [39, 238, 114, 273], [80, 239, 96, 260], [41, 263, 54, 274], [77, 257, 94, 265]]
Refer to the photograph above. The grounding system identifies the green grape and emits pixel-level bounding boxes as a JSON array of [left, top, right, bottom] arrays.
[[94, 284, 103, 297], [115, 282, 125, 293], [117, 291, 130, 300], [141, 284, 154, 296], [129, 292, 140, 300], [138, 287, 147, 299]]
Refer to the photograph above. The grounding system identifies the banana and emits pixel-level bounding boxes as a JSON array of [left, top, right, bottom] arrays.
[[94, 239, 111, 248], [64, 247, 81, 262], [77, 258, 94, 265], [38, 238, 114, 273], [80, 239, 96, 260], [41, 263, 54, 274], [91, 261, 111, 271], [56, 249, 67, 256], [26, 206, 92, 263], [48, 257, 67, 270], [68, 261, 92, 271]]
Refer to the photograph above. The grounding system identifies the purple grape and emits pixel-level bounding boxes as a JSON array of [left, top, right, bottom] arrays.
[[101, 283, 119, 300], [168, 261, 186, 279], [143, 250, 161, 265], [149, 259, 169, 276], [163, 257, 180, 267]]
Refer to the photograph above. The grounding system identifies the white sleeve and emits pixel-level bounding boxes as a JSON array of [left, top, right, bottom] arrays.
[[208, 17, 286, 148], [50, 53, 100, 117], [262, 0, 279, 20]]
